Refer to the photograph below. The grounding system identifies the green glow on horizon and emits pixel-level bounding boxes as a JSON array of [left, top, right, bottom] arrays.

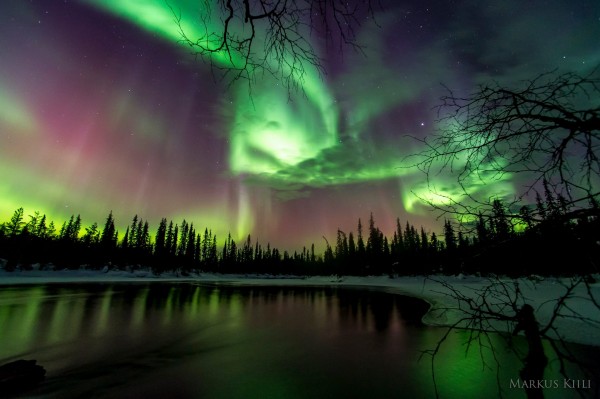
[[0, 158, 107, 235], [403, 178, 516, 215], [402, 126, 518, 217], [169, 200, 253, 245], [0, 160, 70, 230]]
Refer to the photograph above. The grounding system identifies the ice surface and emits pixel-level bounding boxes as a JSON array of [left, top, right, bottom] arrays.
[[1, 268, 598, 346]]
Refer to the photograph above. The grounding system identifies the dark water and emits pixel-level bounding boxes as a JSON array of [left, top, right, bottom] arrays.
[[0, 283, 598, 398]]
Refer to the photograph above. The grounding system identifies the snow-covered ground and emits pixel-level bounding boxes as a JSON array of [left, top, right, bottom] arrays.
[[1, 267, 599, 347]]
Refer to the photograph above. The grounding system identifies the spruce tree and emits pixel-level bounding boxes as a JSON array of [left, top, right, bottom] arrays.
[[357, 218, 365, 256], [430, 232, 438, 253], [210, 235, 218, 265], [491, 199, 511, 241], [348, 232, 356, 257], [101, 211, 116, 249], [72, 215, 82, 242], [155, 218, 167, 257], [186, 223, 195, 262], [404, 222, 415, 252], [26, 211, 40, 233], [129, 215, 139, 248], [443, 220, 457, 251], [366, 213, 382, 258], [83, 222, 99, 246], [202, 228, 210, 261], [172, 225, 179, 256], [195, 233, 201, 264], [420, 227, 429, 252], [178, 220, 189, 258], [335, 229, 348, 261], [122, 227, 130, 249], [165, 221, 174, 256], [7, 208, 24, 237], [35, 214, 47, 238], [519, 206, 534, 231], [395, 217, 404, 251], [535, 192, 547, 221], [46, 221, 56, 239], [476, 212, 489, 244]]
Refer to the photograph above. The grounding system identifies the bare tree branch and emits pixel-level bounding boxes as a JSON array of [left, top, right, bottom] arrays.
[[169, 0, 379, 92], [421, 276, 600, 399], [409, 66, 600, 221]]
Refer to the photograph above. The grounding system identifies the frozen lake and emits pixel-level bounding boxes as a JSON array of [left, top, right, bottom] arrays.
[[0, 283, 597, 398]]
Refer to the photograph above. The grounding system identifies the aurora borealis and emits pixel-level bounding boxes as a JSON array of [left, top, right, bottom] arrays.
[[1, 0, 599, 251]]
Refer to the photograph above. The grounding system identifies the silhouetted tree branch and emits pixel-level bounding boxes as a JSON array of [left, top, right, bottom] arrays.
[[422, 276, 600, 399], [171, 0, 378, 90], [411, 66, 600, 223]]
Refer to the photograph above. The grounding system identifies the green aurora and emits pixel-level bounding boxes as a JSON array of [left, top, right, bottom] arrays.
[[1, 0, 598, 249], [82, 0, 514, 201]]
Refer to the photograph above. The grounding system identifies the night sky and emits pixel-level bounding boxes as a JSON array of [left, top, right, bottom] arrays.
[[1, 0, 598, 251]]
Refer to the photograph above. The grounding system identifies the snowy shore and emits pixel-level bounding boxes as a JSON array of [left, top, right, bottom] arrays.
[[1, 268, 599, 347]]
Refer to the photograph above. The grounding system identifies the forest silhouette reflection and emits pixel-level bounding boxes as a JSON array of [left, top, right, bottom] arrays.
[[0, 283, 597, 398]]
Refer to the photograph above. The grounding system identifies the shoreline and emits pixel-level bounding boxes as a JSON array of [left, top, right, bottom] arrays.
[[1, 269, 599, 347]]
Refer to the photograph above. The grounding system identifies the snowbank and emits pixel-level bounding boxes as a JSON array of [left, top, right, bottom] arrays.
[[1, 269, 598, 346]]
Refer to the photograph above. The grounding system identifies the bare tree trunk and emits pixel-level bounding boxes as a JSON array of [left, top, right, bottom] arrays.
[[514, 304, 548, 399]]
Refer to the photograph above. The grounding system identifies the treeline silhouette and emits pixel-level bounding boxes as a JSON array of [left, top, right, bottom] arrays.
[[0, 189, 598, 276]]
